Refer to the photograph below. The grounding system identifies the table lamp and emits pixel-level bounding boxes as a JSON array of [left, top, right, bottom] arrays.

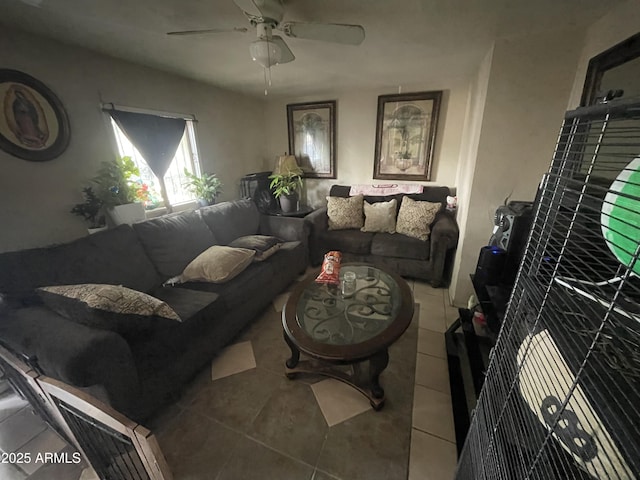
[[273, 154, 303, 176]]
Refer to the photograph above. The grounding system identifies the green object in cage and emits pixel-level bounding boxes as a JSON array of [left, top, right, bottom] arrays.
[[601, 157, 640, 275]]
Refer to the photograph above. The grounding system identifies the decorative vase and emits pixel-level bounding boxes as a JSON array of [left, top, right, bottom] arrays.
[[395, 156, 412, 171], [107, 202, 146, 225], [279, 193, 299, 213], [197, 198, 216, 209]]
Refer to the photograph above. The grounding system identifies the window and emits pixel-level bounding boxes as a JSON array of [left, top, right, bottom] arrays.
[[110, 118, 200, 208]]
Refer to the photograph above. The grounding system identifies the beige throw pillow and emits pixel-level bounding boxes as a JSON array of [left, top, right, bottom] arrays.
[[327, 195, 364, 230], [396, 197, 441, 241], [361, 199, 397, 233], [180, 246, 255, 283]]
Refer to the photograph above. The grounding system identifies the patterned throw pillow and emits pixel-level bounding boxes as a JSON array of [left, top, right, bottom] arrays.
[[38, 284, 182, 340], [180, 245, 255, 283], [361, 199, 397, 233], [327, 195, 364, 231], [396, 197, 442, 241], [229, 235, 283, 262]]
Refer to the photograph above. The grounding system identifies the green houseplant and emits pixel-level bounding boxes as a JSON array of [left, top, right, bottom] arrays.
[[183, 169, 223, 207], [92, 156, 140, 208], [269, 173, 303, 213], [70, 186, 106, 230], [80, 156, 146, 227]]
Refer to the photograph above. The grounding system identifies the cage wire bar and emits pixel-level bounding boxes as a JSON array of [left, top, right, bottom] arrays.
[[455, 99, 640, 480]]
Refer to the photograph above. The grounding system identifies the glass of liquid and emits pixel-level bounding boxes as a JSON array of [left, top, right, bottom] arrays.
[[341, 271, 357, 298]]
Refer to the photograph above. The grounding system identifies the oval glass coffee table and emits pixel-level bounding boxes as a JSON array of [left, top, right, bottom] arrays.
[[282, 263, 414, 409]]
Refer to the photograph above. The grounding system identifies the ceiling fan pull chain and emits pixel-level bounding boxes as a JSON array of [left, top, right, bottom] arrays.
[[263, 67, 269, 96]]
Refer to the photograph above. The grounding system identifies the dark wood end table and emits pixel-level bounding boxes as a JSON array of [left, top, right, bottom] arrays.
[[268, 206, 314, 218], [282, 263, 414, 409]]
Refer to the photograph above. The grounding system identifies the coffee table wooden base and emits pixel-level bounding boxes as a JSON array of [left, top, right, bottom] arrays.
[[284, 338, 389, 410]]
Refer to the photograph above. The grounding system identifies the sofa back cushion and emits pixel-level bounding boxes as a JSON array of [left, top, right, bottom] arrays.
[[0, 225, 160, 303], [133, 210, 216, 279], [329, 184, 450, 214], [199, 199, 260, 245]]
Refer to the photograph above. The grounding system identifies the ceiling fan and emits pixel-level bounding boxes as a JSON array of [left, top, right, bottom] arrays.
[[167, 0, 365, 69]]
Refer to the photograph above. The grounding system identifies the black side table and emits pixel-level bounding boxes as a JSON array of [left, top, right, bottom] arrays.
[[267, 206, 314, 218]]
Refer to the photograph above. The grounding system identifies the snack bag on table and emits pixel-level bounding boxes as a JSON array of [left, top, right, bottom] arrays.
[[315, 251, 342, 285]]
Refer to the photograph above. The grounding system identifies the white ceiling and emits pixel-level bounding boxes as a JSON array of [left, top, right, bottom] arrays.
[[0, 0, 621, 98]]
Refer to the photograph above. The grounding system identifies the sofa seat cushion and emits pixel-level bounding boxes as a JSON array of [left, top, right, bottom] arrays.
[[263, 241, 305, 277], [177, 259, 275, 311], [319, 229, 375, 255], [371, 233, 430, 260], [151, 287, 224, 322], [37, 284, 182, 341], [130, 289, 226, 380], [199, 199, 261, 245], [133, 210, 217, 279]]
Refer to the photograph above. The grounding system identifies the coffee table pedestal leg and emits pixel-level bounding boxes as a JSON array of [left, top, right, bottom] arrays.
[[369, 349, 389, 410], [283, 338, 390, 410], [284, 332, 300, 373]]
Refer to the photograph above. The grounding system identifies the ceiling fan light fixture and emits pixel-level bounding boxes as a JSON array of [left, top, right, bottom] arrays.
[[250, 39, 282, 68]]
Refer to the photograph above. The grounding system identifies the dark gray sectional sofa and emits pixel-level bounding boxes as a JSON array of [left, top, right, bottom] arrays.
[[305, 185, 459, 287], [0, 199, 308, 421]]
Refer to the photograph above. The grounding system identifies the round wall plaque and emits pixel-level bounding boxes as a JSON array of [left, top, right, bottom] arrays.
[[0, 69, 70, 161]]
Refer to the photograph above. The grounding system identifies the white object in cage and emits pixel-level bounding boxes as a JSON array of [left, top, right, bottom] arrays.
[[517, 330, 635, 479]]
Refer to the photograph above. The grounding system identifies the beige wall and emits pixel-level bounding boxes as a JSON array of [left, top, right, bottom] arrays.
[[0, 27, 266, 252], [449, 29, 585, 306], [567, 0, 640, 108], [449, 46, 494, 306], [263, 80, 471, 208]]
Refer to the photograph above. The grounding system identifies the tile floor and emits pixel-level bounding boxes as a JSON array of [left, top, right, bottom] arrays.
[[0, 272, 460, 479], [0, 378, 95, 480], [408, 279, 459, 480], [151, 286, 419, 479]]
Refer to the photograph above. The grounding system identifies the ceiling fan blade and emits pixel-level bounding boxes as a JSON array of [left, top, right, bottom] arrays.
[[167, 27, 248, 36], [280, 22, 365, 45], [271, 36, 295, 64], [233, 0, 284, 23]]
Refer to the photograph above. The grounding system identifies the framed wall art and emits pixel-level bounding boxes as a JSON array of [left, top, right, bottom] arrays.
[[287, 100, 336, 179], [0, 69, 70, 162], [373, 90, 442, 181]]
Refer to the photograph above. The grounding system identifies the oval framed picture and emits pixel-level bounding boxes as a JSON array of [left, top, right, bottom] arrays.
[[0, 69, 70, 162]]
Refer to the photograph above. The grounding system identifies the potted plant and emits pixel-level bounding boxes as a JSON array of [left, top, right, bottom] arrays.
[[269, 172, 303, 213], [93, 156, 146, 225], [70, 186, 106, 233], [183, 169, 223, 207]]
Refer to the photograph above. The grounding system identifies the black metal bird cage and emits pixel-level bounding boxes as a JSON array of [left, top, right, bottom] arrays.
[[456, 99, 640, 479]]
